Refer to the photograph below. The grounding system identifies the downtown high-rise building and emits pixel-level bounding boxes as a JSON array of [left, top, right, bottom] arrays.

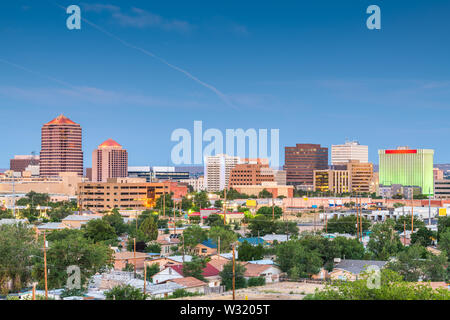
[[378, 146, 434, 195], [92, 139, 128, 182], [40, 115, 83, 177], [284, 144, 328, 186], [331, 141, 368, 165], [204, 154, 241, 192]]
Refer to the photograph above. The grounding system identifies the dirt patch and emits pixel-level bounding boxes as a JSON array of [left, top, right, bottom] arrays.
[[177, 281, 325, 300]]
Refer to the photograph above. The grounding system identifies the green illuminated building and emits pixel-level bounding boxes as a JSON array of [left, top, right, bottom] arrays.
[[378, 147, 434, 196]]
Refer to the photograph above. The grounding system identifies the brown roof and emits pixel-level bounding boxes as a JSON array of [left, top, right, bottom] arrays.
[[114, 251, 148, 260], [243, 264, 273, 277], [208, 258, 230, 272], [169, 277, 207, 288]]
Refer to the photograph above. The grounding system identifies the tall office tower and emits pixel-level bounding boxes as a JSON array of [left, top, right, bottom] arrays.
[[331, 141, 368, 165], [40, 115, 83, 177], [378, 146, 434, 195], [92, 139, 128, 182], [284, 144, 328, 186], [204, 154, 241, 192]]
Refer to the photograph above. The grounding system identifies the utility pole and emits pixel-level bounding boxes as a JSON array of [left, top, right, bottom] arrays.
[[223, 188, 227, 225], [43, 231, 48, 300], [428, 187, 431, 226], [411, 190, 414, 233], [133, 237, 137, 278], [32, 283, 36, 300], [359, 195, 363, 242], [356, 194, 360, 241], [12, 173, 16, 218], [272, 196, 275, 221], [163, 183, 166, 217], [143, 263, 147, 298], [232, 243, 236, 300], [403, 221, 406, 246], [218, 236, 221, 257], [182, 233, 185, 263]]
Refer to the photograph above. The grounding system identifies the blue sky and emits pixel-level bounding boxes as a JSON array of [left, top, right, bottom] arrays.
[[1, 0, 450, 168]]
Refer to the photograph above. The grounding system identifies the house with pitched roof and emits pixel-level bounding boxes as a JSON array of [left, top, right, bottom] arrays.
[[151, 263, 221, 287], [167, 277, 207, 294], [242, 263, 281, 283], [194, 239, 218, 256], [329, 259, 388, 281]]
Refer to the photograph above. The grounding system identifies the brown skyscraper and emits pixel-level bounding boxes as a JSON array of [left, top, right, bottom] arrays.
[[284, 144, 328, 186], [40, 115, 83, 177], [92, 139, 128, 182]]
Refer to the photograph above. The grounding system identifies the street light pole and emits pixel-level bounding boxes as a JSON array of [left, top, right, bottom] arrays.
[[232, 243, 236, 300]]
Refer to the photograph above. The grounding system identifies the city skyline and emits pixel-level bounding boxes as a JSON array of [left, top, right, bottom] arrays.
[[1, 1, 450, 167]]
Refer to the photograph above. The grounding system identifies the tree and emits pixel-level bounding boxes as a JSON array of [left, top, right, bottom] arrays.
[[367, 219, 403, 260], [237, 241, 265, 261], [411, 227, 436, 247], [326, 215, 370, 235], [247, 215, 276, 237], [214, 200, 223, 209], [155, 193, 174, 210], [16, 191, 50, 207], [182, 256, 209, 281], [181, 196, 193, 211], [193, 191, 210, 209], [33, 231, 113, 290], [208, 226, 238, 252], [438, 229, 450, 255], [0, 223, 39, 293], [145, 242, 161, 254], [103, 210, 128, 236], [394, 215, 425, 232], [275, 240, 323, 279], [105, 284, 148, 300], [258, 189, 273, 199], [437, 216, 450, 241], [146, 264, 160, 281], [205, 214, 225, 227], [387, 245, 429, 281], [256, 206, 282, 220], [139, 216, 159, 242], [305, 269, 450, 300], [220, 261, 247, 290], [183, 225, 208, 251], [247, 277, 266, 287], [83, 219, 117, 244]]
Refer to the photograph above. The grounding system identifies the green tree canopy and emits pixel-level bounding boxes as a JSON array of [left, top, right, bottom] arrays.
[[258, 189, 273, 199], [208, 226, 238, 252], [0, 223, 39, 293], [367, 219, 403, 261], [83, 219, 118, 244], [219, 261, 247, 290], [183, 225, 208, 251], [305, 269, 450, 300], [256, 206, 282, 220], [105, 284, 148, 300], [237, 241, 265, 261], [182, 255, 209, 281]]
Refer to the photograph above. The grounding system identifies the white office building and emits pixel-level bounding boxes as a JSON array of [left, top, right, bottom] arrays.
[[331, 141, 368, 165], [204, 154, 241, 192]]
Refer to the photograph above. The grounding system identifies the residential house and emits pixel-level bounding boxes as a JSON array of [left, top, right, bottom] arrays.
[[61, 214, 102, 229], [113, 251, 148, 270], [152, 263, 221, 288], [243, 263, 281, 283], [329, 259, 388, 281], [194, 239, 218, 256], [167, 277, 207, 295], [238, 237, 266, 246]]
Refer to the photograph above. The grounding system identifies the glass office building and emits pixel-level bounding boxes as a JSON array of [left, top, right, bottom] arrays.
[[378, 147, 434, 195]]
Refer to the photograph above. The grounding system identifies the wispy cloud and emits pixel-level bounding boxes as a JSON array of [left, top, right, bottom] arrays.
[[82, 3, 193, 33], [0, 86, 206, 110]]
